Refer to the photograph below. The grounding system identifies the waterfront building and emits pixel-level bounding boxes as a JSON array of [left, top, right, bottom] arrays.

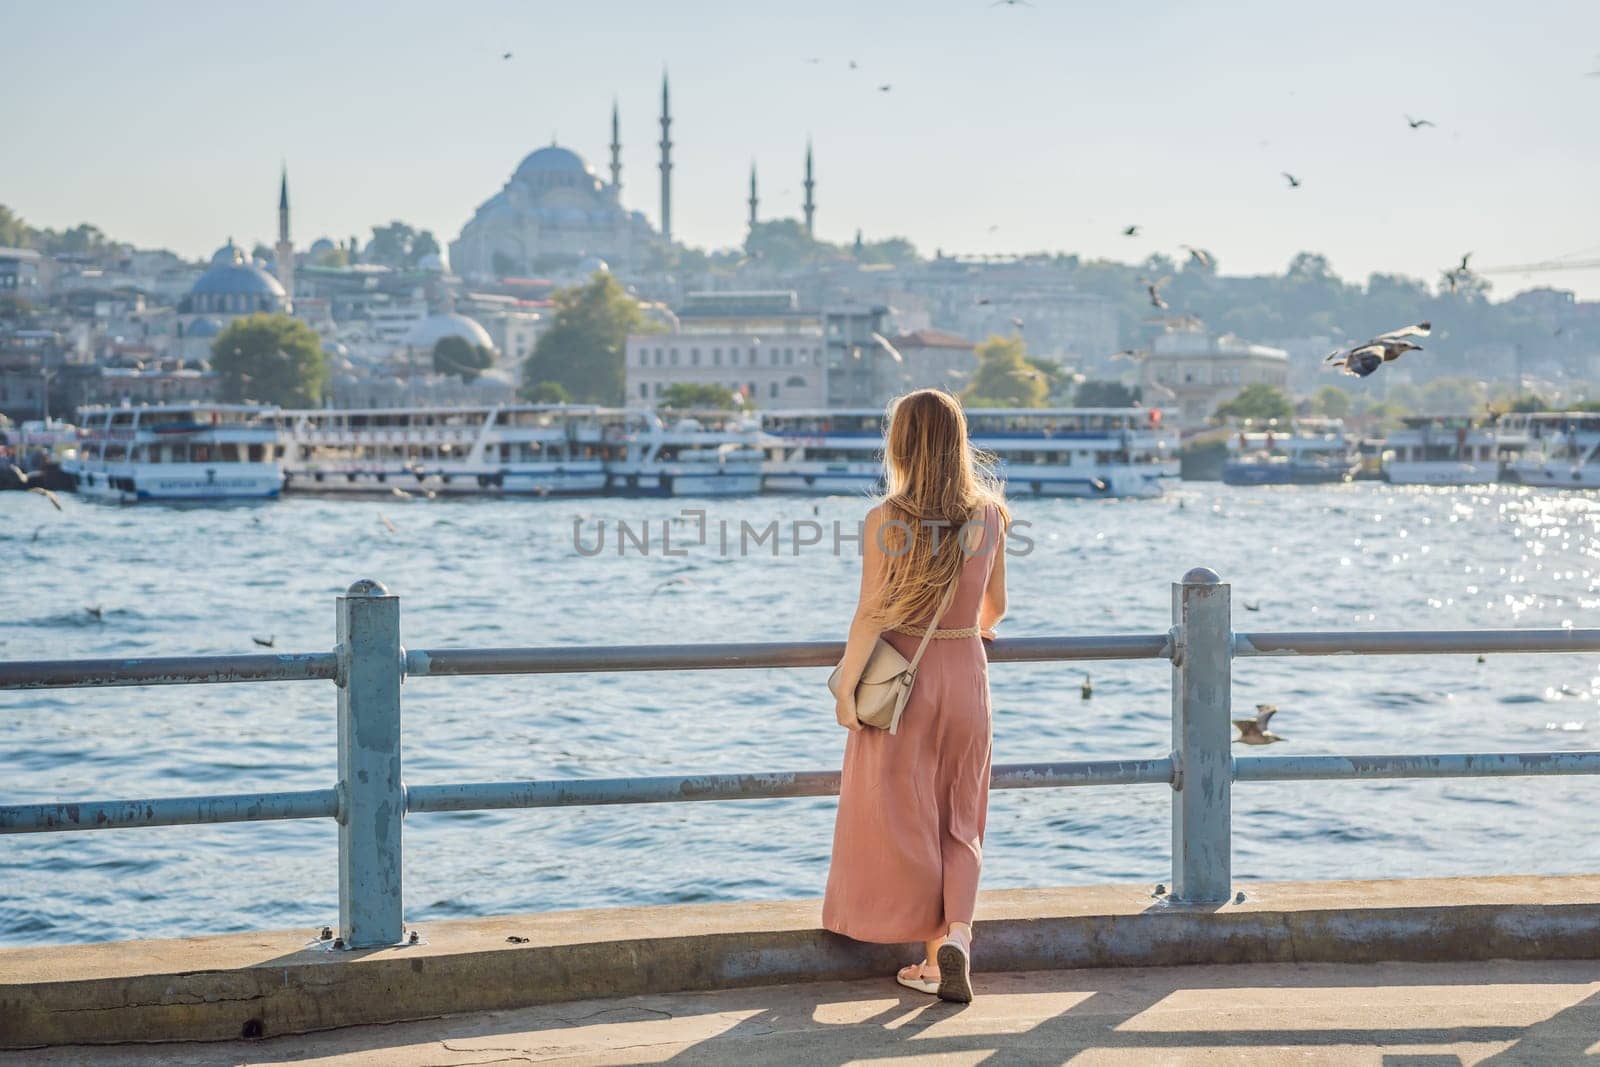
[[625, 291, 827, 409], [879, 329, 977, 399], [823, 303, 893, 408], [0, 247, 43, 295], [1139, 329, 1289, 430], [174, 240, 290, 359]]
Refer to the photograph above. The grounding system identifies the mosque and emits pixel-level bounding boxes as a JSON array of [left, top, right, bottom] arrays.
[[449, 76, 818, 279]]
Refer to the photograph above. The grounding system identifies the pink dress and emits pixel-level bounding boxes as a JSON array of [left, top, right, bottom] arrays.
[[823, 505, 998, 944]]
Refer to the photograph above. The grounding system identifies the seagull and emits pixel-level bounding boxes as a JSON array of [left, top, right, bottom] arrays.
[[652, 576, 696, 596], [848, 59, 859, 69], [1146, 277, 1171, 310], [28, 486, 62, 511], [378, 512, 398, 535], [252, 635, 276, 648], [1010, 316, 1025, 330], [1405, 114, 1434, 128], [987, 224, 1000, 233], [1282, 172, 1301, 188], [804, 57, 823, 64], [1081, 675, 1093, 700], [877, 83, 892, 92], [1325, 322, 1431, 378], [8, 463, 30, 485], [975, 297, 992, 305], [992, 0, 1033, 6], [1233, 704, 1285, 745], [1111, 349, 1143, 361], [870, 332, 904, 363], [1242, 600, 1261, 612], [501, 51, 513, 60], [1123, 224, 1140, 237], [1458, 252, 1473, 273], [1180, 245, 1213, 269], [85, 605, 104, 620], [390, 486, 413, 500]]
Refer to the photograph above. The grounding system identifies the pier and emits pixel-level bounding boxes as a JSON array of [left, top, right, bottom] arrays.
[[4, 568, 1600, 1056]]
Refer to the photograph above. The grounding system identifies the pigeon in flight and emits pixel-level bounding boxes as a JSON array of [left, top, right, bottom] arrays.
[[1405, 114, 1434, 128], [1233, 705, 1285, 745], [1325, 322, 1431, 378], [1282, 172, 1301, 188]]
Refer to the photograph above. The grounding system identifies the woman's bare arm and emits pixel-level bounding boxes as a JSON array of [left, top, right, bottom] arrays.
[[833, 506, 889, 730], [979, 524, 1007, 639]]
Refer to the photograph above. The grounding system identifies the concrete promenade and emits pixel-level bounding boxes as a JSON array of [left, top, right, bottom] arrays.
[[8, 959, 1600, 1065]]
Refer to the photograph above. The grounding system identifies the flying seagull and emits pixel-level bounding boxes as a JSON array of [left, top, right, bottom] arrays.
[[1111, 349, 1143, 361], [1233, 704, 1285, 745], [1405, 114, 1434, 128], [501, 51, 513, 60], [1145, 276, 1171, 310], [804, 57, 823, 64], [1458, 251, 1473, 272], [1180, 245, 1213, 269], [1123, 224, 1140, 237], [28, 485, 62, 511], [992, 0, 1033, 6], [848, 59, 859, 69], [870, 332, 904, 363], [877, 83, 892, 92], [252, 635, 276, 648], [1325, 322, 1431, 378], [975, 297, 992, 305], [1282, 172, 1301, 188], [1010, 316, 1025, 330]]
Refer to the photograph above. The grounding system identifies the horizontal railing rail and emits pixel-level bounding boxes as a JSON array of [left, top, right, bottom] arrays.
[[2, 567, 1597, 948]]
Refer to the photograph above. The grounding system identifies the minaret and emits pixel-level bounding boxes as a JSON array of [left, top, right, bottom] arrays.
[[275, 164, 294, 302], [802, 140, 816, 238], [747, 162, 759, 230], [658, 72, 673, 243], [609, 99, 623, 199]]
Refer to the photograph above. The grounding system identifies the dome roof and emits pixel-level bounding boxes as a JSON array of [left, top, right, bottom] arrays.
[[578, 255, 610, 275], [210, 240, 247, 266], [401, 312, 495, 352], [417, 251, 447, 273], [309, 237, 336, 255], [514, 145, 595, 182], [186, 317, 225, 338], [188, 258, 287, 299]]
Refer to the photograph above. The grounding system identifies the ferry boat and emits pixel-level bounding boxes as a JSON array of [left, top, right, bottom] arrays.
[[760, 407, 1178, 498], [278, 405, 610, 496], [602, 410, 767, 497], [1499, 412, 1600, 489], [64, 404, 285, 502], [1379, 415, 1500, 485], [1222, 419, 1359, 486]]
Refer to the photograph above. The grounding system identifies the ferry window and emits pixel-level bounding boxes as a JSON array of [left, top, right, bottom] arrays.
[[192, 445, 211, 463], [248, 444, 264, 462], [220, 443, 240, 462]]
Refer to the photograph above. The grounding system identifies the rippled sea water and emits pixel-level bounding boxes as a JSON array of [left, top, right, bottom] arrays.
[[3, 483, 1599, 946]]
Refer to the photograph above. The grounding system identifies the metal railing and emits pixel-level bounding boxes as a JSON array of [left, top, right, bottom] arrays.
[[3, 567, 1599, 949]]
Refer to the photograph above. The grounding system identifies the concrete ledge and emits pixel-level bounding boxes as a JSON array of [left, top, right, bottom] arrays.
[[3, 874, 1598, 1048]]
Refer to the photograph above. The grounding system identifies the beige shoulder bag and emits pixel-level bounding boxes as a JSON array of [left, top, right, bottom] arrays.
[[827, 570, 963, 735]]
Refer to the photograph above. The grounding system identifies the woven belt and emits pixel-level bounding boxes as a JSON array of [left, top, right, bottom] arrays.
[[893, 624, 981, 639]]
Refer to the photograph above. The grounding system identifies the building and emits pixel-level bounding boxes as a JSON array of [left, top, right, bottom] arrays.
[[624, 291, 827, 409], [0, 247, 43, 296], [1140, 330, 1289, 430], [880, 329, 977, 399], [173, 239, 291, 362], [823, 303, 892, 408]]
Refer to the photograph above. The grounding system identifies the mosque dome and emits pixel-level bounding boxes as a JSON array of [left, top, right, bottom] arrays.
[[577, 255, 610, 276], [185, 317, 225, 339], [210, 240, 248, 266], [401, 312, 495, 353], [514, 145, 596, 184], [417, 251, 447, 273], [309, 237, 336, 256], [182, 244, 288, 316]]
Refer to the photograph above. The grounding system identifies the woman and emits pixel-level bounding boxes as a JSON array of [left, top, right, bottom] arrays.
[[823, 388, 1008, 1004]]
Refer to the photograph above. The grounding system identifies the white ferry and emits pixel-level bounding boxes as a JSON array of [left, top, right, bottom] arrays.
[[278, 405, 610, 496], [1500, 412, 1600, 489], [602, 410, 767, 497], [1380, 415, 1500, 485], [760, 407, 1178, 498], [65, 404, 285, 502], [1222, 419, 1359, 486]]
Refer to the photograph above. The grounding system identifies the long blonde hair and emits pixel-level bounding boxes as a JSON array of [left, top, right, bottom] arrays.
[[865, 389, 1007, 629]]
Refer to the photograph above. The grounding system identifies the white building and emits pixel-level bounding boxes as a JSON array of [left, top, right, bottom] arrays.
[[1140, 330, 1289, 430]]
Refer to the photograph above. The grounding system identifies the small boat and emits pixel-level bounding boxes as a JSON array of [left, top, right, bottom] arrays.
[[1379, 415, 1500, 486], [1222, 419, 1359, 485], [1499, 412, 1600, 489]]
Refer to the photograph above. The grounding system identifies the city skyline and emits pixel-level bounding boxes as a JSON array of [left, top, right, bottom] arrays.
[[4, 0, 1599, 296]]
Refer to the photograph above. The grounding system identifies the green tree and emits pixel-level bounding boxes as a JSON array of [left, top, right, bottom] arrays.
[[1213, 383, 1293, 423], [1074, 379, 1142, 407], [366, 221, 438, 268], [411, 230, 441, 264], [211, 313, 328, 407], [0, 204, 28, 247], [525, 381, 572, 404], [962, 335, 1048, 408], [519, 272, 641, 403], [432, 335, 494, 383], [314, 245, 349, 268], [1308, 385, 1352, 418], [661, 383, 741, 409]]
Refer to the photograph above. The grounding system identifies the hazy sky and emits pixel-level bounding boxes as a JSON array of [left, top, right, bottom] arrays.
[[5, 0, 1599, 297]]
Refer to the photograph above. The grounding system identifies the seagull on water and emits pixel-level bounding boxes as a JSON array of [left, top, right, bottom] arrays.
[[1234, 704, 1285, 745], [1081, 675, 1093, 700]]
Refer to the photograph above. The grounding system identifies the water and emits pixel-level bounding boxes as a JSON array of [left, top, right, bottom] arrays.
[[2, 483, 1598, 946]]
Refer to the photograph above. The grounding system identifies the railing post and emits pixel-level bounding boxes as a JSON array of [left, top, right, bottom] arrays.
[[336, 578, 404, 947], [1170, 566, 1232, 903]]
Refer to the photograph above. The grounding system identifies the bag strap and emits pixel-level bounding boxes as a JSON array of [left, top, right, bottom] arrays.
[[904, 562, 965, 681]]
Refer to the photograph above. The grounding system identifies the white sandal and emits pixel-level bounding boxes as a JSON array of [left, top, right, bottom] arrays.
[[935, 936, 973, 1003], [895, 961, 940, 995]]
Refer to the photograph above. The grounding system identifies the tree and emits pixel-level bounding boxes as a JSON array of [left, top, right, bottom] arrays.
[[519, 272, 641, 403], [661, 383, 741, 409], [1213, 383, 1293, 423], [962, 336, 1048, 408], [432, 335, 494, 383], [313, 245, 349, 268], [365, 221, 439, 268], [525, 381, 571, 404], [211, 313, 328, 407], [0, 204, 27, 247], [1075, 379, 1141, 407], [1308, 385, 1352, 418]]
